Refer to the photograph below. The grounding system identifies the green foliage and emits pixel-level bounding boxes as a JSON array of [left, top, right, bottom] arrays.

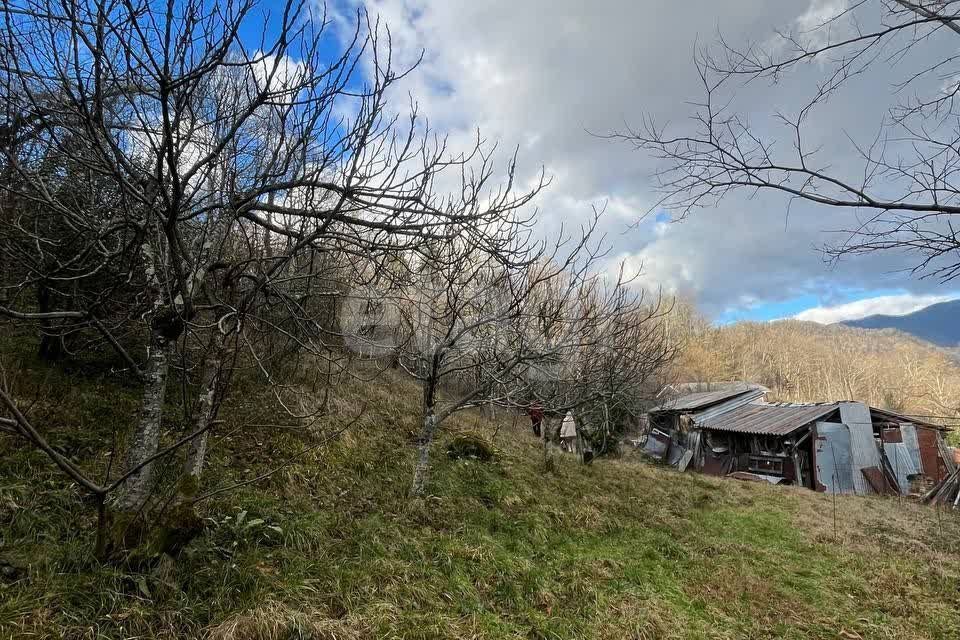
[[205, 508, 285, 556]]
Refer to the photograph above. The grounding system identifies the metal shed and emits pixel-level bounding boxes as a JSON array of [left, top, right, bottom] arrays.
[[643, 382, 952, 497]]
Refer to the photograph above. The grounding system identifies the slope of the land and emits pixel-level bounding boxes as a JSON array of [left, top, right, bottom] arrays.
[[1, 340, 959, 639], [843, 298, 960, 348]]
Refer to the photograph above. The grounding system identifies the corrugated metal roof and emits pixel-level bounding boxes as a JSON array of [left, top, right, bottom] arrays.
[[691, 389, 767, 423], [657, 381, 770, 398], [699, 402, 839, 436], [650, 384, 766, 412], [869, 406, 948, 431]]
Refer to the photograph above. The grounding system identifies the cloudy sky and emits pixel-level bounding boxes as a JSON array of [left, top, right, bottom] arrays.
[[323, 0, 960, 324]]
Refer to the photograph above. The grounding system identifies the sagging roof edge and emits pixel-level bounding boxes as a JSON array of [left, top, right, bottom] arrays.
[[649, 386, 767, 413], [656, 381, 771, 398], [867, 406, 950, 431]]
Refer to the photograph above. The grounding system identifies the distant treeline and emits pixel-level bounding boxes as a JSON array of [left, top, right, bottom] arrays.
[[665, 301, 960, 432]]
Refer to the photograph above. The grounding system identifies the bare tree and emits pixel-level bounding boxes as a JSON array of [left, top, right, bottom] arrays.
[[0, 0, 542, 557], [378, 211, 674, 496], [618, 0, 960, 281]]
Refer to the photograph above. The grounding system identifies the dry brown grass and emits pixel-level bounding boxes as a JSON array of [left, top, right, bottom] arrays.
[[207, 600, 366, 640]]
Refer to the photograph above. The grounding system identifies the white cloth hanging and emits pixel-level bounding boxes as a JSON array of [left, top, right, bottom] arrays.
[[560, 411, 577, 438]]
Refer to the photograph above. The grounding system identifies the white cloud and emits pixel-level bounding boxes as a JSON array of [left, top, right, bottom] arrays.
[[251, 53, 307, 94], [326, 0, 960, 320], [796, 0, 849, 44], [793, 294, 957, 324]]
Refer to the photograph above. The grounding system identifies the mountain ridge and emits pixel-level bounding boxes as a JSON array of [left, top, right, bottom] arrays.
[[841, 298, 960, 347]]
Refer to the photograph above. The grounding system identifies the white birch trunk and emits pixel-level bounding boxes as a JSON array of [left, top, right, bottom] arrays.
[[178, 206, 231, 489], [117, 329, 172, 511], [182, 353, 220, 482], [411, 412, 437, 497]]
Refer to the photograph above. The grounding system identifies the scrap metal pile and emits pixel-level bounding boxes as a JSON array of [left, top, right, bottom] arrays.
[[922, 445, 960, 507]]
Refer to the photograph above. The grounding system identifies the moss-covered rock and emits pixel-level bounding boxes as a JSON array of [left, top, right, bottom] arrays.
[[445, 432, 497, 462], [104, 502, 204, 568]]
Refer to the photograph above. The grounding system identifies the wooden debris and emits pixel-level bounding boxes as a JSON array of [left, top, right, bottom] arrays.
[[923, 467, 960, 507]]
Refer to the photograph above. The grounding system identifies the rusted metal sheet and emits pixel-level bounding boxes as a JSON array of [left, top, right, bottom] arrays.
[[701, 452, 728, 476], [840, 402, 880, 496], [871, 407, 952, 478], [861, 467, 895, 495], [915, 425, 947, 481], [814, 422, 855, 494], [699, 402, 838, 436], [883, 442, 919, 493], [900, 423, 922, 471], [650, 385, 765, 412], [692, 390, 769, 424], [869, 406, 940, 429]]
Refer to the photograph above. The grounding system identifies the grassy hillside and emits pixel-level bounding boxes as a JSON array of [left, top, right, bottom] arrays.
[[1, 343, 960, 639]]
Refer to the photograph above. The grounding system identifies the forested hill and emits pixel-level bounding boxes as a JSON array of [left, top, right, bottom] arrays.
[[668, 309, 960, 426], [842, 299, 960, 348]]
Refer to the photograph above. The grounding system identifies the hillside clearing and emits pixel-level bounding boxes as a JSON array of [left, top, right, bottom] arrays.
[[1, 350, 959, 640]]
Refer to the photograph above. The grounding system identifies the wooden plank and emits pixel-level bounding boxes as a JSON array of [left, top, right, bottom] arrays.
[[937, 434, 957, 475]]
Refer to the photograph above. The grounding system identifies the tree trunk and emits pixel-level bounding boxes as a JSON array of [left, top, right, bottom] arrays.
[[116, 327, 172, 513], [182, 352, 220, 487], [411, 411, 438, 497], [36, 282, 65, 361]]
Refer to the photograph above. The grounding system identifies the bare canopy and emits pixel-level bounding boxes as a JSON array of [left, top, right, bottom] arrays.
[[0, 0, 544, 557], [617, 0, 960, 282]]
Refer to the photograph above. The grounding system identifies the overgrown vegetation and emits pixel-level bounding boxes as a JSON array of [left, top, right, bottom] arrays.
[[0, 0, 669, 562], [2, 337, 959, 640], [2, 3, 960, 636]]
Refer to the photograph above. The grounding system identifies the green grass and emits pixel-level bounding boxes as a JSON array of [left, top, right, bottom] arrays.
[[1, 340, 959, 639]]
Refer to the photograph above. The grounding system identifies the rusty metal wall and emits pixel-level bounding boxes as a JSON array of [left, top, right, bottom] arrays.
[[814, 422, 855, 494], [915, 425, 948, 482]]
